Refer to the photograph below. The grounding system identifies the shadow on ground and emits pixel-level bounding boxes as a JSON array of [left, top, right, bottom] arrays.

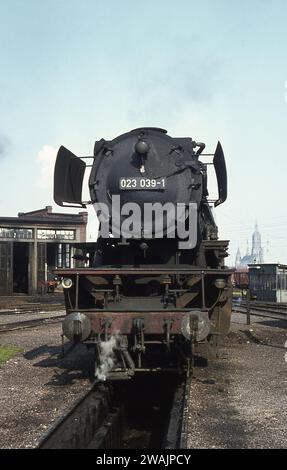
[[23, 342, 95, 385]]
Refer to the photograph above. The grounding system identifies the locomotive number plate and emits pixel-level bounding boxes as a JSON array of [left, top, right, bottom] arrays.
[[119, 177, 166, 190]]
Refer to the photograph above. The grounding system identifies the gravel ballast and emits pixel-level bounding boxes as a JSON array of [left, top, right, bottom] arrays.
[[188, 313, 287, 449]]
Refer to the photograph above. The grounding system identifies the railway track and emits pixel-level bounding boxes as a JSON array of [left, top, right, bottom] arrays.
[[0, 294, 63, 309], [0, 304, 64, 315], [233, 300, 287, 322], [37, 374, 190, 449], [0, 314, 65, 333]]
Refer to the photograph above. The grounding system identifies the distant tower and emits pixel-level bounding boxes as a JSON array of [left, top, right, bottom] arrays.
[[237, 221, 264, 267], [235, 248, 241, 268], [251, 221, 264, 263], [246, 240, 250, 256]]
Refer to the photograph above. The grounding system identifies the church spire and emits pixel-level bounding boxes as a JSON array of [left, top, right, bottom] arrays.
[[235, 248, 241, 268], [246, 240, 250, 256], [251, 220, 263, 263], [236, 219, 264, 267]]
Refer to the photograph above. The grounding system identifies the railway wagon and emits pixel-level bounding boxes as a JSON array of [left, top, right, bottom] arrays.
[[232, 268, 249, 289]]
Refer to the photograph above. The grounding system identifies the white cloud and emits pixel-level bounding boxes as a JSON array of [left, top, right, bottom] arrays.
[[35, 145, 58, 189]]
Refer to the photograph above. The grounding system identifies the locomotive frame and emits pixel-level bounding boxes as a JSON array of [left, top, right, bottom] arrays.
[[54, 127, 233, 379]]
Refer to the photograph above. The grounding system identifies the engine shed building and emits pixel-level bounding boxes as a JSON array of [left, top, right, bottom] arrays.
[[0, 206, 87, 296], [249, 264, 287, 303]]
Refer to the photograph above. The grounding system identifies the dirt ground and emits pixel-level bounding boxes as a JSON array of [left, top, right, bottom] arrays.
[[0, 324, 93, 449], [188, 312, 287, 449], [0, 311, 286, 449]]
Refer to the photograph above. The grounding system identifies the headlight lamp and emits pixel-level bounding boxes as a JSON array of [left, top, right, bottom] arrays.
[[62, 278, 73, 289], [214, 278, 227, 289]]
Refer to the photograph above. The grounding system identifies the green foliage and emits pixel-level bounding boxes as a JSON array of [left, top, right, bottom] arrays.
[[0, 345, 23, 364]]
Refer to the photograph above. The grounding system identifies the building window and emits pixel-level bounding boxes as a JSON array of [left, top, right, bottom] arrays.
[[56, 244, 71, 268], [37, 244, 46, 271], [57, 244, 62, 268], [0, 227, 33, 239], [37, 229, 75, 240], [65, 244, 70, 268]]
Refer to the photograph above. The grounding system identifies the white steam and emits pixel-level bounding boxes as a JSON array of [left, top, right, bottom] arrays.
[[95, 334, 120, 381]]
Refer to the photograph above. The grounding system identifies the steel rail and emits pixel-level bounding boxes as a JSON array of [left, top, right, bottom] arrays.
[[232, 304, 287, 322], [0, 315, 65, 333], [0, 305, 64, 315], [234, 301, 287, 315], [162, 376, 191, 449]]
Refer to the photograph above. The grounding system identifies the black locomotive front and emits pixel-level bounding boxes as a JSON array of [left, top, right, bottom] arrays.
[[54, 127, 233, 380]]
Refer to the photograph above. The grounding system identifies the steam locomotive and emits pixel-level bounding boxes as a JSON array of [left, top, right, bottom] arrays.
[[54, 127, 233, 379]]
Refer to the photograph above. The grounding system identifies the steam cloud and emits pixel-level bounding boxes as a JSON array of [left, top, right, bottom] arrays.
[[95, 334, 120, 381], [127, 46, 227, 123], [0, 134, 11, 159]]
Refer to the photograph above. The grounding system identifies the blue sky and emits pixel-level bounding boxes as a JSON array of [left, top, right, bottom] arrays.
[[0, 0, 287, 264]]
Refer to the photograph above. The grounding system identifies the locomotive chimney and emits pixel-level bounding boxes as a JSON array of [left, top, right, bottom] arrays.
[[135, 140, 150, 155], [135, 140, 150, 174]]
